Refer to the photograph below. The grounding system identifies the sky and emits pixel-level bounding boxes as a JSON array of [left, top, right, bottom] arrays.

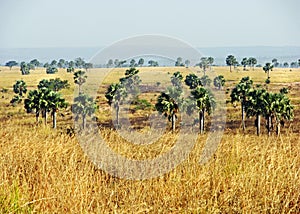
[[0, 0, 299, 48]]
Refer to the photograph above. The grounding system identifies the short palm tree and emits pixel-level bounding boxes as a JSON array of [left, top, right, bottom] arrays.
[[245, 88, 267, 136], [13, 80, 27, 97], [185, 73, 202, 89], [213, 75, 225, 90], [105, 83, 127, 127], [263, 62, 274, 79], [190, 87, 216, 134], [230, 76, 253, 131], [72, 93, 98, 129], [200, 75, 212, 87], [74, 70, 87, 94]]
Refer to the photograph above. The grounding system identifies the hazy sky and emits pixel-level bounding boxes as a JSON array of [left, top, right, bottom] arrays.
[[0, 0, 299, 48]]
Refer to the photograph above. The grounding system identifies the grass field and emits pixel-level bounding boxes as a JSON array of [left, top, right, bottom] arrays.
[[1, 65, 300, 213]]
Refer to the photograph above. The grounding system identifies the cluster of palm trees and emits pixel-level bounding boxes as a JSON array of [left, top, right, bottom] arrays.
[[230, 77, 294, 136]]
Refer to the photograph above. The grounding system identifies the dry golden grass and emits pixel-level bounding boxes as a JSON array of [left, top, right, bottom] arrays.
[[1, 66, 300, 213]]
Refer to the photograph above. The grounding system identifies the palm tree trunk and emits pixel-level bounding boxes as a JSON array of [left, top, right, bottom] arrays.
[[267, 115, 272, 136], [199, 110, 204, 134], [36, 110, 39, 123], [82, 114, 86, 129], [52, 110, 57, 129], [230, 65, 232, 72], [171, 113, 176, 132], [241, 103, 245, 131], [116, 104, 120, 127], [43, 109, 47, 126], [268, 71, 270, 78], [276, 123, 281, 136], [256, 114, 261, 136]]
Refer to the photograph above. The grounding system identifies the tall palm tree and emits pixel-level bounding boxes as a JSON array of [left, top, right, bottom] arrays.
[[263, 62, 274, 79], [74, 70, 87, 94], [155, 91, 180, 132], [213, 75, 226, 90], [190, 87, 216, 134], [47, 91, 68, 128], [245, 88, 267, 136], [230, 76, 253, 131], [263, 92, 294, 136], [105, 83, 127, 127], [72, 94, 98, 129]]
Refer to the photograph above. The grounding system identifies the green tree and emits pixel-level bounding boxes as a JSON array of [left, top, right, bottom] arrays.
[[283, 62, 289, 68], [5, 60, 18, 70], [185, 74, 202, 89], [47, 91, 68, 128], [72, 93, 97, 129], [50, 60, 57, 67], [155, 87, 183, 132], [38, 78, 70, 92], [13, 80, 27, 97], [46, 66, 58, 74], [30, 59, 40, 69], [263, 62, 274, 78], [175, 57, 184, 66], [226, 55, 238, 72], [272, 58, 279, 67], [189, 87, 216, 134], [213, 75, 225, 90], [74, 70, 87, 94], [248, 57, 257, 70], [20, 62, 30, 75], [83, 62, 93, 72], [107, 59, 114, 68], [75, 57, 85, 68], [199, 57, 209, 75], [130, 59, 136, 67], [184, 59, 190, 68], [230, 76, 253, 131], [241, 57, 249, 70], [138, 58, 144, 67], [119, 67, 141, 99], [207, 57, 214, 70], [200, 75, 212, 87], [245, 87, 267, 136], [105, 83, 127, 127], [57, 59, 66, 68]]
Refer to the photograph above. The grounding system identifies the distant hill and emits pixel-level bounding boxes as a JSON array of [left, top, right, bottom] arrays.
[[0, 46, 299, 66]]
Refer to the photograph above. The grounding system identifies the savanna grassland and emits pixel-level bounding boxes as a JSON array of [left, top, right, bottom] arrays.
[[1, 65, 300, 213]]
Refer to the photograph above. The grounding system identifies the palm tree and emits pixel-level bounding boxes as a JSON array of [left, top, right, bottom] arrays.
[[263, 92, 294, 136], [38, 78, 70, 92], [199, 57, 209, 75], [200, 75, 212, 87], [72, 94, 98, 129], [105, 83, 127, 127], [185, 74, 202, 89], [213, 75, 226, 90], [207, 57, 214, 70], [156, 73, 184, 132], [120, 67, 141, 98], [226, 55, 238, 72], [248, 57, 257, 70], [263, 62, 274, 78], [24, 87, 51, 125], [155, 90, 181, 132], [171, 71, 183, 88], [13, 80, 27, 97], [189, 87, 216, 134], [74, 70, 87, 94], [230, 76, 253, 131], [245, 88, 267, 136], [47, 91, 68, 128]]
